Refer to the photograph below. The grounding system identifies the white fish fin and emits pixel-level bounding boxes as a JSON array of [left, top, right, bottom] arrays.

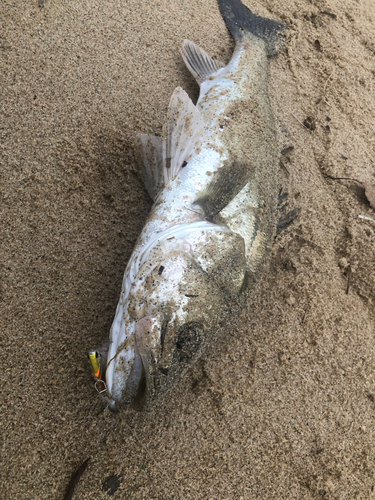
[[180, 39, 225, 84], [135, 134, 164, 200], [162, 87, 205, 184]]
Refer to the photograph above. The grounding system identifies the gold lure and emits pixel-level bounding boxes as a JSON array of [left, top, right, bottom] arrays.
[[88, 349, 102, 380], [88, 341, 109, 382]]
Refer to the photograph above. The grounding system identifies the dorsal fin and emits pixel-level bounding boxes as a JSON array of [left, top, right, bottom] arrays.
[[180, 40, 225, 84], [162, 87, 205, 185], [135, 134, 164, 200]]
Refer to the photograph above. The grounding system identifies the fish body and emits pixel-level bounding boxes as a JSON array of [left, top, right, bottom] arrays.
[[95, 0, 287, 410]]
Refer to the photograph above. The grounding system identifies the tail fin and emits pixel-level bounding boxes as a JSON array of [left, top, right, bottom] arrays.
[[217, 0, 287, 56]]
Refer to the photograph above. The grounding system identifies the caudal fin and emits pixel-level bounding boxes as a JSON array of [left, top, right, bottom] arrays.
[[217, 0, 287, 56]]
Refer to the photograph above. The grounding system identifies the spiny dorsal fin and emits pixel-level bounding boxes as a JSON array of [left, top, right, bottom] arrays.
[[181, 40, 225, 84], [162, 87, 205, 185], [135, 134, 164, 200]]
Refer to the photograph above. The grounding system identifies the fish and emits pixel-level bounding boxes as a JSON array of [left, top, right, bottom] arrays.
[[89, 0, 287, 411]]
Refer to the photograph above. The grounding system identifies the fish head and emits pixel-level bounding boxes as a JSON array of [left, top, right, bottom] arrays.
[[104, 226, 247, 410], [105, 314, 164, 411], [105, 313, 210, 411], [104, 248, 210, 410]]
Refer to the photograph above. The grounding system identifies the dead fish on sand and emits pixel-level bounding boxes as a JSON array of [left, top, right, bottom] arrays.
[[88, 0, 287, 410]]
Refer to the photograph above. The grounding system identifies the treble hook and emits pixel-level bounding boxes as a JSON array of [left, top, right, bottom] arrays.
[[95, 379, 107, 394]]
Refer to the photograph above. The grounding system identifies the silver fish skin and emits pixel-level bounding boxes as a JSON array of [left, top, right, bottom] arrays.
[[100, 0, 287, 410]]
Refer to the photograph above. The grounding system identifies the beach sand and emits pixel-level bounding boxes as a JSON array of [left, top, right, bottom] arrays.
[[1, 0, 375, 498]]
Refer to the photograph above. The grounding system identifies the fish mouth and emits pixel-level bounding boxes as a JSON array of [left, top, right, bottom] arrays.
[[105, 345, 148, 411], [123, 344, 148, 410], [105, 315, 162, 410]]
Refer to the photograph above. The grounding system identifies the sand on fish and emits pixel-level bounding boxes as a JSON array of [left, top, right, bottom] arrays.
[[1, 0, 375, 498]]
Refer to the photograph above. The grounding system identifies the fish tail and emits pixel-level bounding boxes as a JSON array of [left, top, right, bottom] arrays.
[[217, 0, 287, 56]]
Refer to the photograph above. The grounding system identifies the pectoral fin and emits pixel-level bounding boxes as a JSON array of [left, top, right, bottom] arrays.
[[194, 159, 250, 217]]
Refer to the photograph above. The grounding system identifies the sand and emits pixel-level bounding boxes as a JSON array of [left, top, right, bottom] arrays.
[[1, 0, 375, 498]]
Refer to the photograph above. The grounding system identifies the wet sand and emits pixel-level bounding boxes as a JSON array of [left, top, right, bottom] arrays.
[[1, 0, 375, 498]]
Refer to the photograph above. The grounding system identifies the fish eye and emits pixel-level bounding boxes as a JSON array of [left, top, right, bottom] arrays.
[[95, 351, 99, 358]]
